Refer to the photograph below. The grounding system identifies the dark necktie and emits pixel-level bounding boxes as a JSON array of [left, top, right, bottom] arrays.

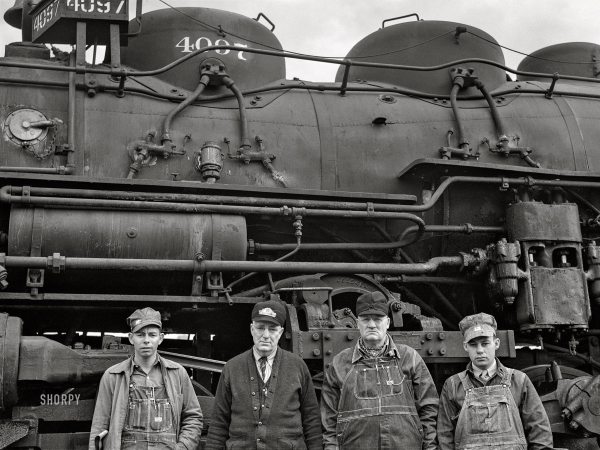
[[259, 357, 268, 381]]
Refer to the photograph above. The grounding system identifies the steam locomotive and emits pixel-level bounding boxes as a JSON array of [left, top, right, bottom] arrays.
[[0, 0, 599, 448]]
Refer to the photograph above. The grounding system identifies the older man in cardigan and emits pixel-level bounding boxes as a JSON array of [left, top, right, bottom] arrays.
[[205, 300, 322, 450]]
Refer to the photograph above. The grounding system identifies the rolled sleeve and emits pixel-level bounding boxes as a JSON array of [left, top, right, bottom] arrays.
[[320, 362, 341, 450]]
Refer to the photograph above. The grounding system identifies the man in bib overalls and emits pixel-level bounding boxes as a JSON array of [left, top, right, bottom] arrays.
[[321, 291, 439, 450], [89, 307, 203, 450], [437, 313, 553, 450]]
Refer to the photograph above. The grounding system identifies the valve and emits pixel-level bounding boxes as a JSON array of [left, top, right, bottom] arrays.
[[194, 141, 224, 183], [486, 239, 525, 305]]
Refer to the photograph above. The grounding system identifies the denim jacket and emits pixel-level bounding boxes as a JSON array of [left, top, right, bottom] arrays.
[[437, 359, 553, 450], [321, 336, 439, 450], [89, 355, 203, 450]]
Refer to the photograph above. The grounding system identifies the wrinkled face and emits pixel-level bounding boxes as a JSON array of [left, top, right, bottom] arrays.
[[357, 314, 390, 347], [128, 326, 164, 361], [251, 320, 284, 356], [464, 335, 500, 370]]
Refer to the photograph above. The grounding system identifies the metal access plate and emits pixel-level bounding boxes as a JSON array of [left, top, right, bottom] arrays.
[[31, 0, 129, 45]]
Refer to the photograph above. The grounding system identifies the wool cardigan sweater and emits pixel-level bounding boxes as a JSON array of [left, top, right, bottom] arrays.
[[205, 347, 322, 450]]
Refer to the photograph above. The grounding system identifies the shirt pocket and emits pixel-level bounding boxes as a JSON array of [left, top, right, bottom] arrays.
[[466, 395, 511, 435]]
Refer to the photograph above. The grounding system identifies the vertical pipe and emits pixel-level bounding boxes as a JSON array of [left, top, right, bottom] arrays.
[[67, 53, 76, 171]]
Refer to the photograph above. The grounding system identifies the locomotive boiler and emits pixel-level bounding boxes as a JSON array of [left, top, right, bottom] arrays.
[[0, 0, 599, 448]]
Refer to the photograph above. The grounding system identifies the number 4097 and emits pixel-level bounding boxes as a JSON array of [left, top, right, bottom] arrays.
[[175, 37, 249, 60]]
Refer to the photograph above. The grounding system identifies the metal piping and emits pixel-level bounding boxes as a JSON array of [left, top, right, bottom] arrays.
[[256, 223, 491, 253], [475, 80, 506, 137], [396, 286, 458, 331], [162, 75, 210, 144], [225, 78, 251, 150], [10, 186, 414, 212], [65, 53, 76, 174], [450, 83, 469, 151], [3, 46, 600, 85], [0, 254, 465, 275], [0, 186, 426, 221]]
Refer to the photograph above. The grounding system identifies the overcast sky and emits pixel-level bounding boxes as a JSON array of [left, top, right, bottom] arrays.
[[1, 0, 600, 82]]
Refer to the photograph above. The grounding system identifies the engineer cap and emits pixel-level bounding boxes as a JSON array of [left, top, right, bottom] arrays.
[[251, 300, 286, 327], [459, 312, 497, 343], [356, 291, 389, 317], [127, 307, 162, 333]]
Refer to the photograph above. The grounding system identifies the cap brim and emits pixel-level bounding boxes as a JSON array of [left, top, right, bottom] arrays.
[[357, 310, 387, 317], [253, 316, 283, 326], [131, 320, 162, 333]]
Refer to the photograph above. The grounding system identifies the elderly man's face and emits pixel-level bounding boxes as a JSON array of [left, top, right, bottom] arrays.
[[357, 314, 390, 347], [251, 320, 284, 356]]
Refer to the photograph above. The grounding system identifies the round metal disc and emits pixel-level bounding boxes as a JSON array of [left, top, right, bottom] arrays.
[[5, 109, 49, 144]]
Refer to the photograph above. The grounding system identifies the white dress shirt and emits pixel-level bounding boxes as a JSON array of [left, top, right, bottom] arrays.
[[252, 347, 277, 382]]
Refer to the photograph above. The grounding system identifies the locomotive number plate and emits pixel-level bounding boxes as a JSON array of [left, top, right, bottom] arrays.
[[31, 0, 129, 44]]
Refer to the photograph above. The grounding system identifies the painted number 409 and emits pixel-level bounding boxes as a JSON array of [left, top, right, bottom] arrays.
[[176, 37, 248, 60]]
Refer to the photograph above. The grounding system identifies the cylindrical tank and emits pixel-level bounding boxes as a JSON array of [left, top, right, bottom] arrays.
[[120, 7, 286, 93], [517, 42, 600, 85], [335, 20, 506, 96], [8, 207, 247, 261]]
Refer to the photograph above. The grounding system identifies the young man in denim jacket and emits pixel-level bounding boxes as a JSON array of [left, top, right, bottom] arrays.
[[89, 307, 203, 450], [437, 312, 553, 450]]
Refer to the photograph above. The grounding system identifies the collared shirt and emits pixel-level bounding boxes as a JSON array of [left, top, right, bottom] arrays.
[[252, 346, 277, 382], [471, 358, 497, 383], [437, 358, 553, 450], [129, 357, 168, 404]]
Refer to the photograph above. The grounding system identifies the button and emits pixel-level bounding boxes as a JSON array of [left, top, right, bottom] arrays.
[[257, 439, 261, 442], [254, 407, 257, 411], [261, 404, 265, 408], [258, 422, 263, 426], [251, 377, 254, 380], [252, 392, 256, 396]]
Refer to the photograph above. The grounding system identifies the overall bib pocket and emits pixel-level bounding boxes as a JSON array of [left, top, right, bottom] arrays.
[[466, 396, 511, 435]]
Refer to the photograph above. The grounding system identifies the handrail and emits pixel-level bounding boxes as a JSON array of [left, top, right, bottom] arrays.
[[2, 45, 600, 85]]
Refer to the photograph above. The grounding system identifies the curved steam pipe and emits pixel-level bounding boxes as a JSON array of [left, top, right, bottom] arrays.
[[162, 74, 210, 143], [450, 83, 469, 150]]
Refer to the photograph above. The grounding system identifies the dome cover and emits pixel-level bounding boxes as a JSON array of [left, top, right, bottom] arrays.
[[517, 42, 600, 85], [335, 20, 506, 96], [121, 7, 285, 92]]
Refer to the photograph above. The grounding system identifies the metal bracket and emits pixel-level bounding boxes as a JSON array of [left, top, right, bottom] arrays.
[[206, 272, 224, 296], [191, 254, 204, 296]]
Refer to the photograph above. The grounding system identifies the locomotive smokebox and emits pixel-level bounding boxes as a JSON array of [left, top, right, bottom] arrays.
[[120, 7, 286, 93], [335, 20, 506, 96]]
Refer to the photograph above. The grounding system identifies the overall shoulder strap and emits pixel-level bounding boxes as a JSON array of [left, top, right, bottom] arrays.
[[458, 370, 474, 391]]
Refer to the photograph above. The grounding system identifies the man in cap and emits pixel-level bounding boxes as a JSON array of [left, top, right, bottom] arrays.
[[437, 312, 553, 449], [321, 291, 439, 449], [205, 299, 322, 450], [89, 307, 203, 450]]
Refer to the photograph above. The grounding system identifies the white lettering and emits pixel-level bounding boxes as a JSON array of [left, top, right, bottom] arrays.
[[74, 394, 80, 404], [39, 393, 81, 405], [54, 0, 60, 16], [175, 37, 194, 53], [195, 37, 212, 51], [234, 43, 248, 60], [215, 38, 230, 55], [116, 0, 125, 13], [40, 394, 46, 405], [73, 0, 79, 12]]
